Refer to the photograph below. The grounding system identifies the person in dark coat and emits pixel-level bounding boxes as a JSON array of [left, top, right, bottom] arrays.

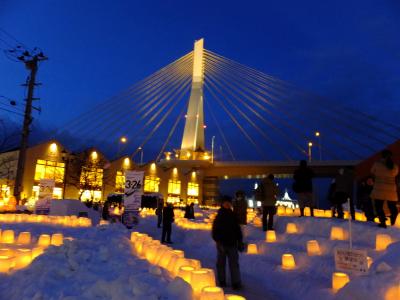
[[212, 196, 244, 290], [156, 197, 164, 228], [233, 190, 247, 225], [333, 167, 354, 219], [293, 160, 315, 216], [259, 174, 279, 231], [161, 203, 174, 244], [328, 179, 337, 217], [357, 176, 375, 222], [184, 203, 195, 219]]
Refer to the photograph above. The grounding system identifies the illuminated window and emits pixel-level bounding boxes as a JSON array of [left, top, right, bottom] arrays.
[[168, 179, 181, 195], [80, 167, 103, 188], [115, 171, 125, 192], [188, 182, 199, 197], [144, 175, 160, 192], [0, 184, 10, 202], [34, 159, 65, 183]]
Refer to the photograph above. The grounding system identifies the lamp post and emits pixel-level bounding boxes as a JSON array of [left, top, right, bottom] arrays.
[[315, 131, 322, 161], [138, 147, 144, 165], [308, 142, 313, 162], [118, 136, 127, 156], [211, 136, 215, 163]]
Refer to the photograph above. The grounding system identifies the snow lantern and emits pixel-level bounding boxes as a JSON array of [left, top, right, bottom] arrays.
[[225, 295, 246, 300], [0, 248, 13, 256], [146, 245, 162, 264], [177, 266, 195, 283], [375, 234, 392, 251], [286, 223, 298, 234], [324, 210, 333, 218], [15, 248, 32, 269], [199, 286, 224, 300], [130, 232, 140, 242], [17, 232, 31, 245], [332, 272, 350, 292], [281, 254, 296, 270], [32, 247, 44, 259], [0, 256, 13, 273], [265, 230, 277, 243], [304, 207, 311, 216], [51, 233, 64, 246], [190, 268, 216, 296], [1, 230, 14, 244], [367, 256, 373, 269], [154, 246, 171, 265], [313, 209, 324, 218], [186, 258, 201, 269], [385, 285, 400, 300], [355, 212, 367, 222], [394, 214, 400, 228], [306, 240, 321, 256], [285, 207, 293, 216], [173, 258, 193, 276], [247, 244, 258, 254], [330, 227, 345, 240], [158, 250, 175, 269], [277, 206, 285, 216], [38, 234, 51, 247]]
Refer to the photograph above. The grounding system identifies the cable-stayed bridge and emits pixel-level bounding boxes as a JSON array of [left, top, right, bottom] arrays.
[[56, 39, 399, 202]]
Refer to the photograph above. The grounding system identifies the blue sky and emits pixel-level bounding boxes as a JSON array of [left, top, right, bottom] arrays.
[[1, 0, 399, 159]]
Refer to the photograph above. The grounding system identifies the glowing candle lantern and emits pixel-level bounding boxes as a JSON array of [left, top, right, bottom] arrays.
[[332, 272, 350, 292], [281, 254, 296, 270], [307, 240, 321, 256], [167, 254, 181, 273], [130, 232, 139, 242], [265, 230, 277, 243], [247, 243, 258, 254], [51, 233, 64, 246], [277, 206, 285, 216], [367, 256, 373, 269], [304, 207, 311, 216], [32, 247, 44, 259], [177, 266, 195, 283], [225, 295, 246, 300], [394, 214, 400, 228], [38, 234, 51, 247], [0, 248, 13, 256], [15, 248, 32, 269], [286, 223, 298, 234], [330, 227, 345, 240], [200, 286, 225, 300], [190, 269, 216, 296], [17, 232, 31, 245], [145, 245, 161, 264], [285, 207, 293, 216], [159, 250, 175, 269], [1, 230, 14, 244], [324, 210, 333, 218], [0, 256, 13, 273], [154, 246, 170, 265], [173, 258, 193, 276], [375, 234, 392, 251], [385, 285, 400, 300], [186, 258, 201, 269]]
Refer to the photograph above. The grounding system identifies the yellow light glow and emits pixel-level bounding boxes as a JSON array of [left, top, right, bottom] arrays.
[[247, 243, 258, 254], [332, 272, 350, 292], [191, 171, 196, 180], [286, 223, 298, 234], [308, 142, 313, 147], [51, 233, 64, 246], [199, 286, 224, 300], [330, 227, 345, 240], [1, 230, 14, 244], [173, 167, 178, 176], [315, 131, 320, 137], [265, 230, 277, 243], [123, 157, 130, 167], [177, 266, 195, 283], [186, 152, 191, 158], [17, 232, 31, 245], [281, 254, 296, 270], [225, 295, 246, 300], [204, 154, 210, 160], [376, 234, 392, 251], [91, 151, 98, 160], [120, 136, 127, 143], [0, 255, 13, 273], [150, 163, 156, 171], [307, 240, 321, 256], [49, 142, 58, 153], [38, 234, 51, 247], [190, 268, 216, 296], [385, 285, 400, 300]]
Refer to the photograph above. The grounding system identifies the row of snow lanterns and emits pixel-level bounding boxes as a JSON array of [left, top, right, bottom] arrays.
[[246, 223, 394, 293], [0, 213, 92, 227], [130, 232, 245, 300], [0, 229, 64, 273]]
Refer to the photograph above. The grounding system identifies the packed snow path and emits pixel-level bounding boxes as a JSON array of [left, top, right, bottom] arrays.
[[137, 212, 400, 300]]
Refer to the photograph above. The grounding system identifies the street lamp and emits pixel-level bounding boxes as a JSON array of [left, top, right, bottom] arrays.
[[211, 136, 215, 163], [315, 131, 322, 161], [308, 142, 313, 162], [138, 147, 143, 165]]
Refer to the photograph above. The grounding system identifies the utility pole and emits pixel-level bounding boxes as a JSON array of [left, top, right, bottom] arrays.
[[11, 49, 47, 203]]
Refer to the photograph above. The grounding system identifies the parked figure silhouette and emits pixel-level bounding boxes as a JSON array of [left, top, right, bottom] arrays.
[[371, 150, 399, 228], [293, 160, 315, 216]]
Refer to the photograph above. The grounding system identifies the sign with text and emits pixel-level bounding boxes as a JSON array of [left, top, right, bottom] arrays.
[[334, 248, 368, 274], [123, 171, 144, 227], [35, 179, 55, 215]]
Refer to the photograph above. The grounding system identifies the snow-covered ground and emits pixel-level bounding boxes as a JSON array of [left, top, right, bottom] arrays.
[[1, 209, 400, 300]]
